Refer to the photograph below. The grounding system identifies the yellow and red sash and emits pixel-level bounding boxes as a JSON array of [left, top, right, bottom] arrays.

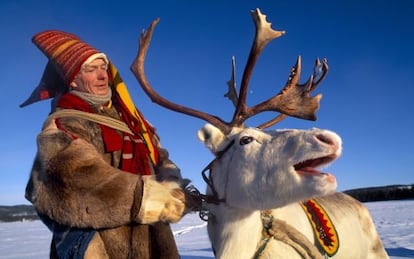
[[108, 62, 159, 165]]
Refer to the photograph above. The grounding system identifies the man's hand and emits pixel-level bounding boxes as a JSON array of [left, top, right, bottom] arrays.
[[137, 176, 186, 224]]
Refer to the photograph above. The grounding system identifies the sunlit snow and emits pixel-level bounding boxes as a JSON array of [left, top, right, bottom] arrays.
[[0, 200, 413, 259]]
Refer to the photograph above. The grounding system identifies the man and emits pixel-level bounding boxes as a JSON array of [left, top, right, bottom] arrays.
[[21, 30, 198, 258]]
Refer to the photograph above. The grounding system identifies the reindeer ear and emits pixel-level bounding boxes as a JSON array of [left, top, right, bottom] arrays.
[[197, 124, 226, 153]]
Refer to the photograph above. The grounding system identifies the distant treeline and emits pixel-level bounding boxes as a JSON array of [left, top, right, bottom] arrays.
[[1, 184, 413, 222], [0, 205, 38, 222], [343, 184, 414, 202]]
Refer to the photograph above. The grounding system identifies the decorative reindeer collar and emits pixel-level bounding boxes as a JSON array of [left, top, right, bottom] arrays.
[[253, 199, 339, 258], [300, 199, 339, 257]]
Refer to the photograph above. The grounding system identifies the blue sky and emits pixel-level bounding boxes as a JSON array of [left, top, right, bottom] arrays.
[[1, 0, 413, 205]]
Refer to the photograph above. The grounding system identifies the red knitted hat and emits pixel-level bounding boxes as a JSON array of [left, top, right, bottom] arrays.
[[20, 30, 110, 107], [32, 30, 105, 84]]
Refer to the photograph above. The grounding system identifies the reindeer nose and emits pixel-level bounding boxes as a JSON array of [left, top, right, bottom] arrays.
[[315, 133, 335, 146]]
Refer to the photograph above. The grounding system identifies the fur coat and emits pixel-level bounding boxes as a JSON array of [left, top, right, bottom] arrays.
[[25, 93, 189, 258]]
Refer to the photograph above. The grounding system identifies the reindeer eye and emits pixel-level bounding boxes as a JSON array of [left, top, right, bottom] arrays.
[[240, 136, 254, 145]]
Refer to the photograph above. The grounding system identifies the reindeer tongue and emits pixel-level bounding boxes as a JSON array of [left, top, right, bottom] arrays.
[[296, 165, 336, 184], [296, 167, 327, 176]]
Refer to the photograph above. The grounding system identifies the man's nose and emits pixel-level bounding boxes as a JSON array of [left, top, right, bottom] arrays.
[[97, 69, 108, 79]]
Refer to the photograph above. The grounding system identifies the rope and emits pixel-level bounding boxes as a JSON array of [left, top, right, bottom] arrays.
[[253, 211, 324, 259], [47, 109, 133, 135]]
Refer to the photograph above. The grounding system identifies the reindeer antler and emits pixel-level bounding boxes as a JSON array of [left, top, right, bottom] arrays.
[[228, 9, 328, 129], [131, 9, 328, 134], [131, 18, 232, 134]]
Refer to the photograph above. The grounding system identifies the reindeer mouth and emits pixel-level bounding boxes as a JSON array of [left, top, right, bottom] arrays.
[[294, 154, 338, 177]]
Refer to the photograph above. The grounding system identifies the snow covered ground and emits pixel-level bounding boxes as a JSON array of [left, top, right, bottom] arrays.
[[0, 199, 413, 259]]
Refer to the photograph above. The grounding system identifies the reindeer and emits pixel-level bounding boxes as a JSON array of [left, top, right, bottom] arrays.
[[131, 9, 389, 259]]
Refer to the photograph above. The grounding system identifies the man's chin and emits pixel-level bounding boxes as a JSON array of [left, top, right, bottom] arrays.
[[94, 88, 110, 96]]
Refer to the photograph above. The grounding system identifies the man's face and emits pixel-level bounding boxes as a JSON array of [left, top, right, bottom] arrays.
[[71, 58, 109, 96]]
